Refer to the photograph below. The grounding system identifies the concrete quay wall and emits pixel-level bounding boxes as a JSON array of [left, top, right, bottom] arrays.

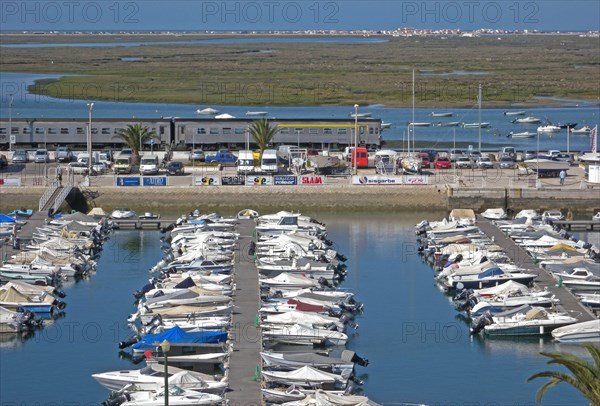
[[2, 185, 599, 214]]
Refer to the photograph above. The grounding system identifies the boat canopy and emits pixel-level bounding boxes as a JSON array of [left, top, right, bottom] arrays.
[[0, 214, 16, 223], [132, 326, 227, 350], [478, 267, 505, 279]]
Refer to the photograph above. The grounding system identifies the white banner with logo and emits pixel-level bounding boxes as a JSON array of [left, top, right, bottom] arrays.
[[352, 175, 402, 185], [403, 175, 430, 185], [194, 176, 221, 186], [245, 175, 273, 186], [0, 178, 21, 186]]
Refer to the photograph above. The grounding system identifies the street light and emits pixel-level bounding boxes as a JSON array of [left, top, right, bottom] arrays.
[[353, 104, 358, 175], [477, 84, 482, 153], [160, 339, 170, 406], [87, 102, 94, 177], [8, 94, 13, 153]]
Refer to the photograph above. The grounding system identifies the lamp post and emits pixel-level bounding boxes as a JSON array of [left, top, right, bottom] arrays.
[[353, 104, 358, 175], [296, 129, 300, 148], [87, 102, 94, 177], [477, 84, 482, 153], [160, 339, 170, 406], [8, 94, 13, 153]]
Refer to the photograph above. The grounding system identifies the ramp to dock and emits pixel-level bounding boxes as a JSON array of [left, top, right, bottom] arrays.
[[227, 219, 261, 406], [477, 216, 596, 322]]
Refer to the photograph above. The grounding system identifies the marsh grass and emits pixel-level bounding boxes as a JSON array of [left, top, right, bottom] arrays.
[[1, 34, 598, 107]]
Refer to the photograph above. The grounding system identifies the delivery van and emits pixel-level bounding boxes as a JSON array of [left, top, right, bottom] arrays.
[[139, 155, 159, 175], [351, 147, 369, 168], [261, 149, 279, 174], [237, 150, 256, 174], [113, 156, 132, 174]]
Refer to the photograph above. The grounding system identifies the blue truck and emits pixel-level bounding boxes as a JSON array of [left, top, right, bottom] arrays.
[[205, 149, 238, 165]]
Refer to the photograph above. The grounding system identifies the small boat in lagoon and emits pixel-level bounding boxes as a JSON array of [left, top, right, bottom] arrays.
[[508, 131, 536, 138], [431, 112, 453, 117], [512, 116, 541, 124], [111, 208, 136, 219], [462, 122, 490, 128], [481, 208, 507, 220], [537, 125, 561, 133], [447, 267, 537, 290], [432, 121, 460, 127], [503, 110, 526, 116], [349, 112, 371, 118], [195, 107, 219, 115], [139, 212, 160, 220], [261, 365, 348, 389], [408, 122, 431, 127], [245, 111, 268, 116], [572, 126, 591, 134]]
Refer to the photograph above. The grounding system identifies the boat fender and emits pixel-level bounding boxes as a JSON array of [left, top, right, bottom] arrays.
[[118, 335, 140, 349]]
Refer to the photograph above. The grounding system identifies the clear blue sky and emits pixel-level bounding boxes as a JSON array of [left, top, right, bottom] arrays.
[[1, 1, 598, 32]]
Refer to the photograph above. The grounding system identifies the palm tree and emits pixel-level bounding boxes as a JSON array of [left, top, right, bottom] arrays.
[[113, 123, 159, 165], [249, 118, 279, 157], [528, 343, 600, 405]]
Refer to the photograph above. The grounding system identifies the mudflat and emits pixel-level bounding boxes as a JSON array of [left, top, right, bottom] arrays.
[[1, 33, 598, 107]]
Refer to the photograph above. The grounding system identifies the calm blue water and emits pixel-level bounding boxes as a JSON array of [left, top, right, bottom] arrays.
[[0, 213, 589, 405], [1, 72, 598, 152], [0, 37, 388, 48]]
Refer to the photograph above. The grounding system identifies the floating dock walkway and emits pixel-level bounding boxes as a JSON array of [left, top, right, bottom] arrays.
[[227, 219, 261, 406], [477, 216, 596, 322]]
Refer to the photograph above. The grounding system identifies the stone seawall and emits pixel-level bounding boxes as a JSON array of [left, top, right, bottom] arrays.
[[2, 185, 598, 215]]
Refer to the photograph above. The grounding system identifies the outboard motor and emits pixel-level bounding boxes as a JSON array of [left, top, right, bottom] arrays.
[[101, 393, 131, 406], [336, 253, 348, 262], [318, 277, 332, 288], [470, 311, 494, 335], [118, 335, 140, 349], [133, 281, 156, 300], [52, 288, 66, 299], [53, 300, 67, 310]]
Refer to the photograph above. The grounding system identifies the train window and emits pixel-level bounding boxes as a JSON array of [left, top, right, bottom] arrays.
[[279, 128, 290, 134], [369, 127, 373, 134], [209, 128, 219, 135], [102, 128, 111, 135], [198, 128, 206, 134], [223, 128, 231, 135], [0, 128, 6, 134], [61, 128, 69, 134], [91, 128, 98, 135], [23, 128, 32, 134], [338, 128, 347, 135], [77, 128, 85, 135], [234, 128, 244, 134], [309, 128, 318, 135], [324, 128, 333, 135], [295, 128, 304, 134], [10, 127, 19, 134], [360, 127, 365, 134], [114, 128, 123, 134], [48, 128, 57, 135], [35, 128, 44, 134]]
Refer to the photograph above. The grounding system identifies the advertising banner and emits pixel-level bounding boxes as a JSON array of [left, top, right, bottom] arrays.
[[274, 175, 298, 185], [0, 178, 21, 186], [245, 175, 273, 186], [299, 175, 325, 185], [221, 176, 246, 186], [403, 175, 430, 185], [194, 176, 221, 186], [142, 177, 167, 186], [352, 175, 403, 185], [116, 177, 141, 186]]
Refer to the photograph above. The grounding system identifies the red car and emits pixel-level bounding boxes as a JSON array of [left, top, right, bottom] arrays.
[[434, 156, 452, 169], [417, 152, 431, 168]]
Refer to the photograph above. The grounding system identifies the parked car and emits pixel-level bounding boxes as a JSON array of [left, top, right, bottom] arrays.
[[119, 148, 133, 157], [0, 154, 8, 168], [468, 150, 482, 160], [449, 149, 465, 162], [12, 149, 28, 163], [476, 156, 494, 169], [455, 156, 473, 169], [524, 150, 537, 160], [419, 149, 437, 163], [554, 153, 573, 165], [55, 146, 74, 162], [417, 152, 431, 168], [499, 156, 516, 169], [165, 161, 185, 175], [68, 161, 106, 175], [434, 156, 452, 169], [189, 149, 205, 162], [34, 149, 50, 163], [205, 149, 238, 165]]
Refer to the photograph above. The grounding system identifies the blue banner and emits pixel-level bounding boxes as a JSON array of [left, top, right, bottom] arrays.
[[143, 177, 167, 186], [116, 177, 141, 186], [274, 175, 297, 185]]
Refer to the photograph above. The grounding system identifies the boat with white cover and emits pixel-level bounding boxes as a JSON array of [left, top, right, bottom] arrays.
[[261, 365, 348, 389], [551, 320, 600, 343]]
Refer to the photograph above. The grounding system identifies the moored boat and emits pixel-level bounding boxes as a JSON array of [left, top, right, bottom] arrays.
[[551, 320, 600, 343]]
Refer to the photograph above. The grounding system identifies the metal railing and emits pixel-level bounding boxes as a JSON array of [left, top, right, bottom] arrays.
[[38, 180, 59, 211]]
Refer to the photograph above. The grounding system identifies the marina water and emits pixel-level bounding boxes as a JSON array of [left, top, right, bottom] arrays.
[[0, 212, 587, 405]]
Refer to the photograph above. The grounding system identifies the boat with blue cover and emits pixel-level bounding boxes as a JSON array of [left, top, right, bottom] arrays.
[[128, 325, 228, 353], [448, 267, 537, 290]]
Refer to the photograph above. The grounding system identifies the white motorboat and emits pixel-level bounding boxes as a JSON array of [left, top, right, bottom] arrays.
[[551, 320, 600, 343], [245, 111, 268, 116], [349, 112, 371, 118], [111, 208, 136, 219], [503, 110, 526, 116], [508, 131, 536, 138], [381, 121, 393, 128], [262, 323, 348, 346], [237, 208, 258, 219], [119, 387, 222, 406], [522, 157, 570, 175], [432, 121, 461, 127], [592, 212, 600, 222], [471, 305, 578, 336], [408, 122, 431, 127], [195, 108, 219, 115], [261, 385, 307, 403], [462, 122, 490, 128], [481, 208, 507, 220], [259, 273, 321, 290], [513, 209, 540, 221], [537, 125, 561, 133], [512, 116, 541, 124], [431, 112, 453, 117], [92, 366, 227, 393], [261, 365, 347, 389], [541, 210, 564, 221], [571, 126, 591, 134]]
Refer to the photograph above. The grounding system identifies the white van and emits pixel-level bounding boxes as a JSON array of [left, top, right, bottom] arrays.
[[261, 149, 279, 174], [237, 150, 256, 174], [139, 155, 159, 175]]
